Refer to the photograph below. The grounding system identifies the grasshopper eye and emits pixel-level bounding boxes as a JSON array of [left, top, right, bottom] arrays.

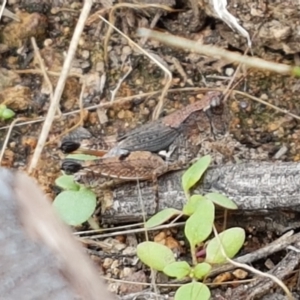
[[61, 159, 82, 174], [60, 141, 81, 153]]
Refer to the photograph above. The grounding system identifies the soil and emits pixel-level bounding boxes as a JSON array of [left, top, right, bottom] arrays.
[[1, 1, 300, 299]]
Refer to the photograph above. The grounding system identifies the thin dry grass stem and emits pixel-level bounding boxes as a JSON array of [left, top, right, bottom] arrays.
[[86, 8, 107, 25], [74, 222, 145, 235], [222, 46, 250, 102], [223, 28, 262, 100], [103, 3, 176, 63], [0, 0, 7, 21], [15, 69, 82, 78], [136, 181, 160, 296], [0, 117, 28, 163], [31, 37, 61, 117], [110, 62, 133, 102], [101, 274, 254, 288], [212, 225, 293, 300], [77, 220, 184, 240], [27, 0, 93, 174], [100, 15, 172, 120], [233, 89, 300, 120], [2, 86, 300, 132], [137, 28, 293, 75], [45, 79, 86, 146]]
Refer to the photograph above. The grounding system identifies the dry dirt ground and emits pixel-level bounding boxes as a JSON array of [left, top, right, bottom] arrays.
[[1, 0, 300, 299]]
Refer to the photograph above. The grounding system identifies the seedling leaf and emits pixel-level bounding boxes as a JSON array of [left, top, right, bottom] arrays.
[[182, 155, 211, 192], [205, 193, 238, 209], [205, 227, 245, 264], [163, 261, 191, 279], [145, 208, 182, 228], [55, 175, 79, 191], [175, 282, 211, 300], [66, 153, 99, 160], [193, 263, 212, 280], [53, 189, 96, 226], [185, 198, 214, 248], [137, 241, 175, 271], [1, 108, 15, 120], [183, 195, 206, 216]]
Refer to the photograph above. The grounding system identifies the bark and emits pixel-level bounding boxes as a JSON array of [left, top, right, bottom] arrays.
[[101, 161, 300, 224]]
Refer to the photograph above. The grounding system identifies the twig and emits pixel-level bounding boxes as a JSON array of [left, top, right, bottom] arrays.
[[0, 0, 7, 21], [110, 61, 133, 102], [76, 221, 185, 240], [46, 78, 87, 146], [2, 86, 300, 132], [0, 117, 28, 163], [31, 37, 61, 117], [136, 28, 296, 75], [28, 0, 93, 174], [15, 69, 82, 77]]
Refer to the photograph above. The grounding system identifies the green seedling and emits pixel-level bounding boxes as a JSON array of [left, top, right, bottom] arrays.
[[54, 175, 96, 226], [138, 155, 245, 300], [0, 104, 15, 120]]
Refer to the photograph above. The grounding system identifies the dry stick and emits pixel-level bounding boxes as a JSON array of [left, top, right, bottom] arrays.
[[28, 0, 93, 174], [136, 28, 294, 75], [0, 117, 28, 163], [77, 221, 185, 240], [110, 62, 133, 102], [0, 0, 7, 21], [222, 46, 250, 101], [100, 16, 172, 121], [136, 181, 160, 297], [15, 69, 82, 77], [31, 37, 61, 117], [45, 79, 87, 146], [2, 85, 300, 133], [211, 225, 293, 299]]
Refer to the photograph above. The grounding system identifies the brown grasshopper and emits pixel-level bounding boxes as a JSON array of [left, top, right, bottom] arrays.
[[60, 91, 222, 157], [62, 151, 183, 185], [62, 151, 184, 209]]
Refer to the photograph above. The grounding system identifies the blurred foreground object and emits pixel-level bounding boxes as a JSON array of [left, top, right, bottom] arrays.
[[0, 168, 116, 300]]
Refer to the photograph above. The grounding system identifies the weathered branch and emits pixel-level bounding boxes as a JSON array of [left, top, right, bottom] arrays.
[[102, 161, 300, 223]]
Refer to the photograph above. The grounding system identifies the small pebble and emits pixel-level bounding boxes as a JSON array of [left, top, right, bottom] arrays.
[[103, 258, 113, 269], [225, 68, 234, 76], [260, 93, 269, 100]]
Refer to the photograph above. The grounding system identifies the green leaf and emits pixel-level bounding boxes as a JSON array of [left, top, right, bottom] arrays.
[[205, 227, 245, 264], [55, 175, 79, 191], [137, 241, 175, 271], [183, 195, 206, 216], [205, 193, 238, 210], [292, 66, 300, 77], [0, 104, 6, 114], [175, 282, 211, 300], [193, 263, 212, 280], [66, 153, 99, 160], [53, 188, 96, 226], [163, 261, 191, 279], [182, 155, 211, 192], [145, 208, 182, 228], [1, 108, 15, 120], [185, 198, 215, 248]]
